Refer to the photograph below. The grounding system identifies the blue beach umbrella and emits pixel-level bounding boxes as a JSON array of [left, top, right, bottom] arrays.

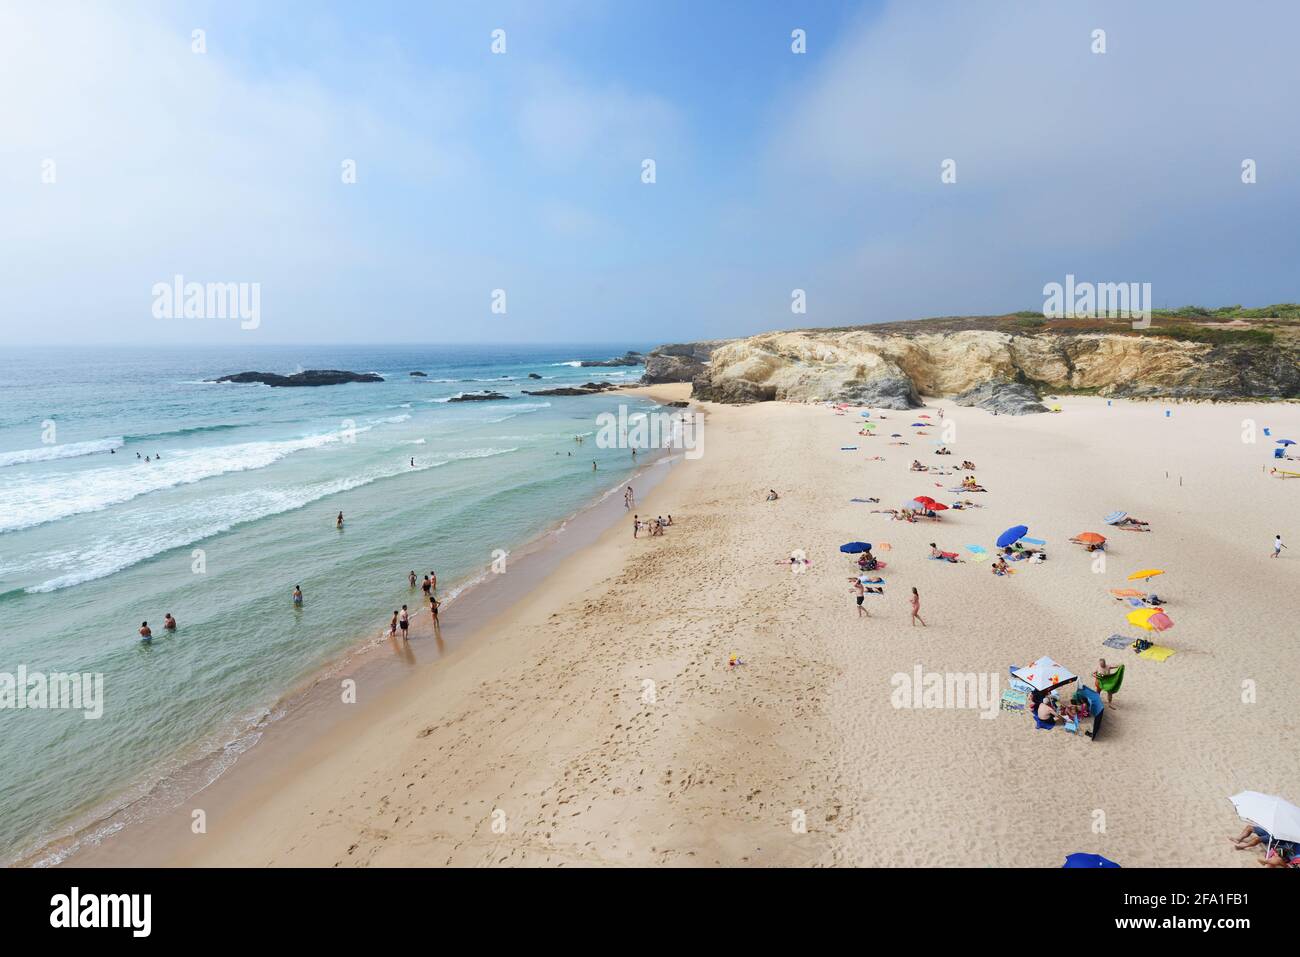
[[839, 541, 872, 553], [997, 525, 1029, 549], [1103, 510, 1127, 526], [911, 422, 926, 427], [1063, 853, 1120, 868], [1278, 439, 1296, 446]]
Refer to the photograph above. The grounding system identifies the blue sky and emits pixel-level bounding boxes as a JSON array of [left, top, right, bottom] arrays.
[[1, 0, 1297, 345]]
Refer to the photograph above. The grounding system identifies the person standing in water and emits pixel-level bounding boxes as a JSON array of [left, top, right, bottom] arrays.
[[421, 575, 432, 603], [408, 570, 417, 588], [910, 587, 927, 627], [399, 605, 410, 640], [163, 613, 177, 631], [139, 621, 153, 641], [388, 610, 399, 637], [592, 460, 597, 471], [292, 585, 303, 606], [336, 511, 344, 529], [429, 570, 437, 593]]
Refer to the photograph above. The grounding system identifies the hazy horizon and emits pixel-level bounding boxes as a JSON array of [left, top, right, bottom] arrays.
[[3, 0, 1298, 347]]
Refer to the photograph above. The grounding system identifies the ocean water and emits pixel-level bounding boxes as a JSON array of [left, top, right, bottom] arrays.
[[0, 344, 659, 863]]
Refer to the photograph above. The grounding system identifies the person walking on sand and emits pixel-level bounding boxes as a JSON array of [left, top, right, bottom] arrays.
[[1273, 534, 1287, 558], [910, 587, 927, 627], [399, 605, 410, 640], [633, 515, 640, 539], [850, 577, 868, 618], [429, 595, 440, 631]]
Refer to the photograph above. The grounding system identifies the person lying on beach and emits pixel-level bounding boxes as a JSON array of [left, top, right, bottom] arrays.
[[1114, 516, 1151, 529], [935, 447, 952, 455], [1229, 824, 1273, 850], [960, 460, 977, 470], [910, 460, 929, 471], [766, 489, 779, 501], [1258, 843, 1298, 867], [859, 576, 885, 594], [928, 543, 964, 563]]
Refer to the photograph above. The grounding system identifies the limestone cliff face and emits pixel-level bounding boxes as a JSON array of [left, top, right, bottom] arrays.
[[685, 327, 1300, 408]]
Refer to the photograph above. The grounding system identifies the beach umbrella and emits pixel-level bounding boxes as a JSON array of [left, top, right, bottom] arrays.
[[910, 422, 926, 427], [919, 414, 931, 418], [1127, 608, 1173, 631], [890, 433, 902, 438], [839, 542, 873, 553], [925, 502, 949, 511], [1011, 656, 1078, 693], [902, 499, 925, 511], [997, 525, 1029, 549], [1277, 439, 1295, 446], [1230, 792, 1300, 844], [914, 495, 939, 506], [1127, 568, 1164, 582], [1063, 853, 1120, 868], [1074, 532, 1106, 545], [1103, 510, 1127, 525]]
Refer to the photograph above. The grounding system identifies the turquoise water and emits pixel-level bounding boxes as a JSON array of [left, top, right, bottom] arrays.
[[0, 345, 657, 863]]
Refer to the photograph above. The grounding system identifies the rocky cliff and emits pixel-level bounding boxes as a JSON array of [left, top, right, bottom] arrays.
[[675, 315, 1300, 411], [640, 340, 731, 384]]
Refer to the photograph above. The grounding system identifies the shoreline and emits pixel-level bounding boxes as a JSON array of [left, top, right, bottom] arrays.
[[31, 385, 693, 867], [48, 388, 1300, 867]]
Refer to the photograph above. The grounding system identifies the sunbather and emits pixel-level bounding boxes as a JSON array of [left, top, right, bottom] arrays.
[[1229, 824, 1273, 850], [992, 557, 1010, 575], [928, 543, 963, 563], [960, 460, 977, 470], [910, 460, 928, 471]]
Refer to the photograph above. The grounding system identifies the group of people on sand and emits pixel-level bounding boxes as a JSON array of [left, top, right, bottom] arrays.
[[960, 475, 986, 492], [633, 514, 671, 538], [138, 613, 177, 642], [1229, 825, 1299, 867]]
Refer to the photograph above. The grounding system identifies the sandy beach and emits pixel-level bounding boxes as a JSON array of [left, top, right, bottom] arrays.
[[69, 385, 1300, 867]]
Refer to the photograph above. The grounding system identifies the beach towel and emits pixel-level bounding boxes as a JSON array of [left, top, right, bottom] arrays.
[[1007, 667, 1035, 695], [1021, 537, 1046, 546], [1138, 645, 1176, 662], [1032, 712, 1057, 731], [840, 446, 858, 450], [1102, 634, 1130, 650], [1000, 689, 1028, 712], [1096, 664, 1125, 694]]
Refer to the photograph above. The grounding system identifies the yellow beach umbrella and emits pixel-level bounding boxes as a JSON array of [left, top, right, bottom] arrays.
[[1127, 568, 1164, 582]]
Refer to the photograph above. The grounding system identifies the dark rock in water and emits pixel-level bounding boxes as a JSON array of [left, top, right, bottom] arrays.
[[448, 391, 509, 402], [837, 375, 922, 410], [954, 379, 1048, 415], [527, 373, 543, 379], [409, 371, 427, 377], [666, 400, 690, 408], [580, 351, 644, 367], [521, 382, 619, 397], [210, 370, 384, 387]]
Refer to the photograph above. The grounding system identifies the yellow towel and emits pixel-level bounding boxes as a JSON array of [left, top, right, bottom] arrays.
[[1138, 645, 1176, 662]]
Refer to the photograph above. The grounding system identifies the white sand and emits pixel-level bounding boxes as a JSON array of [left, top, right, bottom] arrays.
[[79, 387, 1300, 867]]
